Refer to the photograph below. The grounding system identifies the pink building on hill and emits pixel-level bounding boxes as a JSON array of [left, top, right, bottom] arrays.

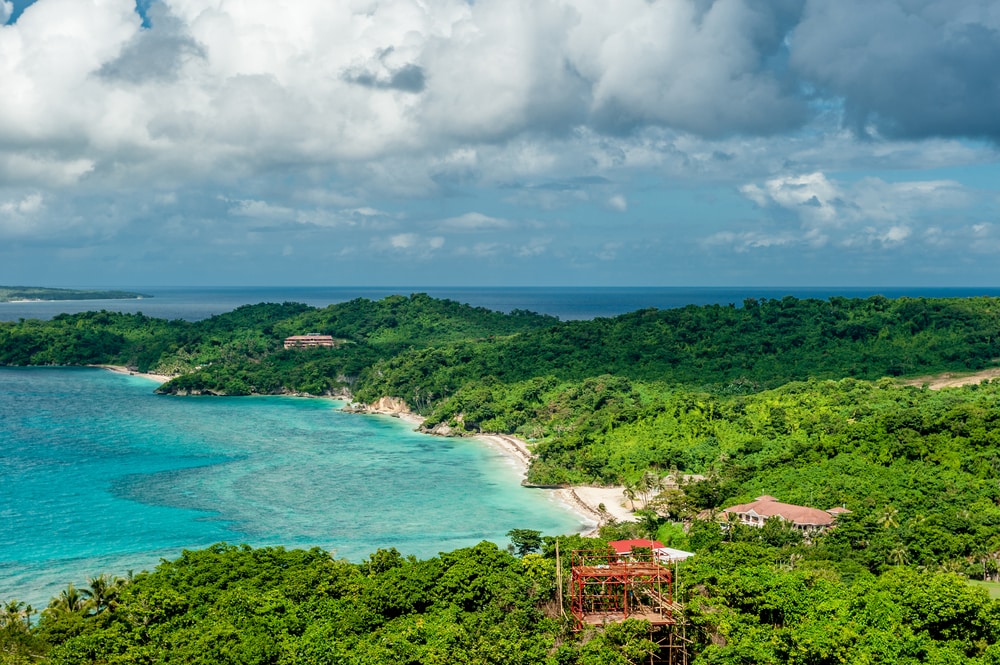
[[722, 495, 849, 534], [283, 333, 336, 349]]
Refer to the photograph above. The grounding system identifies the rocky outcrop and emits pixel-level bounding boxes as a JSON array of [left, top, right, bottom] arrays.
[[423, 421, 456, 436], [342, 396, 419, 419]]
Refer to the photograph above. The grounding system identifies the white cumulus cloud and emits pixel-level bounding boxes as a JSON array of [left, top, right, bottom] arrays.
[[436, 212, 512, 231]]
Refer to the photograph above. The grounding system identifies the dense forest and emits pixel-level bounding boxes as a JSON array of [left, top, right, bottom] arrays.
[[4, 294, 1000, 662], [2, 532, 998, 663]]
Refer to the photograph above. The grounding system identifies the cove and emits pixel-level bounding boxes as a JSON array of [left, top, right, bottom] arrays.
[[0, 367, 584, 608]]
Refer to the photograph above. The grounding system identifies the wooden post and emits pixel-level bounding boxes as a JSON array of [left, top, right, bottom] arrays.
[[556, 538, 564, 616]]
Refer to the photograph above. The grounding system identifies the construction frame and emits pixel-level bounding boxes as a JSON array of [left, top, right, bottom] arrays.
[[570, 547, 691, 665]]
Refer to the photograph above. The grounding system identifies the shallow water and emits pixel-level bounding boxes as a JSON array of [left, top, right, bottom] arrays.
[[0, 367, 584, 608]]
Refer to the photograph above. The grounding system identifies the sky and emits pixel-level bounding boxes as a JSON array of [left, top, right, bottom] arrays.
[[1, 0, 999, 287]]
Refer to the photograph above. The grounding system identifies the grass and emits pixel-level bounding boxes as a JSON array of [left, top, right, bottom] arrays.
[[969, 579, 1000, 600]]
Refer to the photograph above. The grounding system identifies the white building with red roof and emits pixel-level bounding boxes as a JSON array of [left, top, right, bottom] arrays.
[[283, 333, 336, 349], [608, 539, 695, 562], [722, 496, 849, 534]]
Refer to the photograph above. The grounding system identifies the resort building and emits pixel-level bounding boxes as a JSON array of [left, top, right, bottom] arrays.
[[283, 333, 336, 349], [721, 495, 848, 534]]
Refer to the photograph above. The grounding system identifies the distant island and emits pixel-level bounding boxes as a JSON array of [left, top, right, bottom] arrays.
[[0, 286, 151, 302]]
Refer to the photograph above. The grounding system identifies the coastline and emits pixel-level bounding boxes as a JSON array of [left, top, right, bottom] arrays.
[[93, 371, 634, 535], [471, 434, 637, 533], [93, 364, 174, 385], [348, 400, 636, 534]]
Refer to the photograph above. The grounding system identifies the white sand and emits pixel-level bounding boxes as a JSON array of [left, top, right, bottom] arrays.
[[95, 364, 174, 385], [473, 433, 636, 532]]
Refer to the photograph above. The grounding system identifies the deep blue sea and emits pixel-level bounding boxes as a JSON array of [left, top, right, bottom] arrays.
[[3, 285, 1000, 322], [3, 285, 1000, 609]]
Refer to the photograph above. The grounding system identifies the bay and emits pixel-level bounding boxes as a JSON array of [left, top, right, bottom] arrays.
[[0, 367, 584, 609]]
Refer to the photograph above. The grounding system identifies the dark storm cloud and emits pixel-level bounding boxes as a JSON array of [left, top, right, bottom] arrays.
[[791, 0, 1000, 141], [343, 48, 426, 93]]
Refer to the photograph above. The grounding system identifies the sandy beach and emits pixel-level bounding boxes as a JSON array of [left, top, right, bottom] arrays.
[[475, 434, 635, 528], [94, 364, 174, 384]]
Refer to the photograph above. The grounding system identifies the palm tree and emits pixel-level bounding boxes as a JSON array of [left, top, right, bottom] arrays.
[[1, 599, 32, 630], [878, 505, 900, 530], [637, 471, 664, 507], [937, 559, 964, 575], [45, 582, 86, 617], [81, 574, 113, 615], [623, 486, 638, 511], [635, 509, 663, 540], [724, 511, 741, 542], [889, 543, 909, 567], [85, 574, 129, 615]]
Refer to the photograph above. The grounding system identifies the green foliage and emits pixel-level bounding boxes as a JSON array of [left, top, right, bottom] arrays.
[[6, 295, 1000, 403], [6, 541, 676, 665], [682, 543, 1000, 664], [507, 529, 543, 557], [358, 296, 1000, 402]]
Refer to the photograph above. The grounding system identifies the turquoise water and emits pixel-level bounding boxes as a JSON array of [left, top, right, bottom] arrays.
[[0, 367, 585, 608]]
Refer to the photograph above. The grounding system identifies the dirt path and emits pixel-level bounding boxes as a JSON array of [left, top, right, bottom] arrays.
[[901, 367, 1000, 389]]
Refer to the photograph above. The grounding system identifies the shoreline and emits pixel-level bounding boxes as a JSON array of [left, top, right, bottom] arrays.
[[93, 364, 175, 384], [351, 401, 636, 534], [94, 371, 635, 536]]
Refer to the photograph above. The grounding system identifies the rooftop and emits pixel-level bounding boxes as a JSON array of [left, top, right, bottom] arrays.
[[723, 496, 836, 527]]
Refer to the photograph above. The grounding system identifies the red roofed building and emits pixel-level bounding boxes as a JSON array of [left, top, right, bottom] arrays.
[[722, 496, 847, 534], [284, 334, 336, 349], [608, 540, 695, 563], [609, 539, 665, 556]]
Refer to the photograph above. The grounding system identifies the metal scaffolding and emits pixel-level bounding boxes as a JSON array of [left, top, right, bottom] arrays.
[[570, 547, 691, 665]]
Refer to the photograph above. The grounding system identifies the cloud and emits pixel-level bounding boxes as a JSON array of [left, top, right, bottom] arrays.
[[576, 0, 809, 136], [517, 237, 552, 257], [435, 212, 512, 231], [1, 0, 999, 286], [98, 2, 204, 83], [224, 197, 354, 229], [343, 48, 426, 93], [727, 172, 983, 252], [1, 0, 997, 203], [740, 173, 843, 225], [0, 1, 12, 24], [742, 172, 971, 227], [0, 153, 94, 187], [376, 232, 445, 255], [607, 194, 627, 212], [704, 230, 799, 253], [0, 192, 45, 236], [790, 0, 1000, 141]]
